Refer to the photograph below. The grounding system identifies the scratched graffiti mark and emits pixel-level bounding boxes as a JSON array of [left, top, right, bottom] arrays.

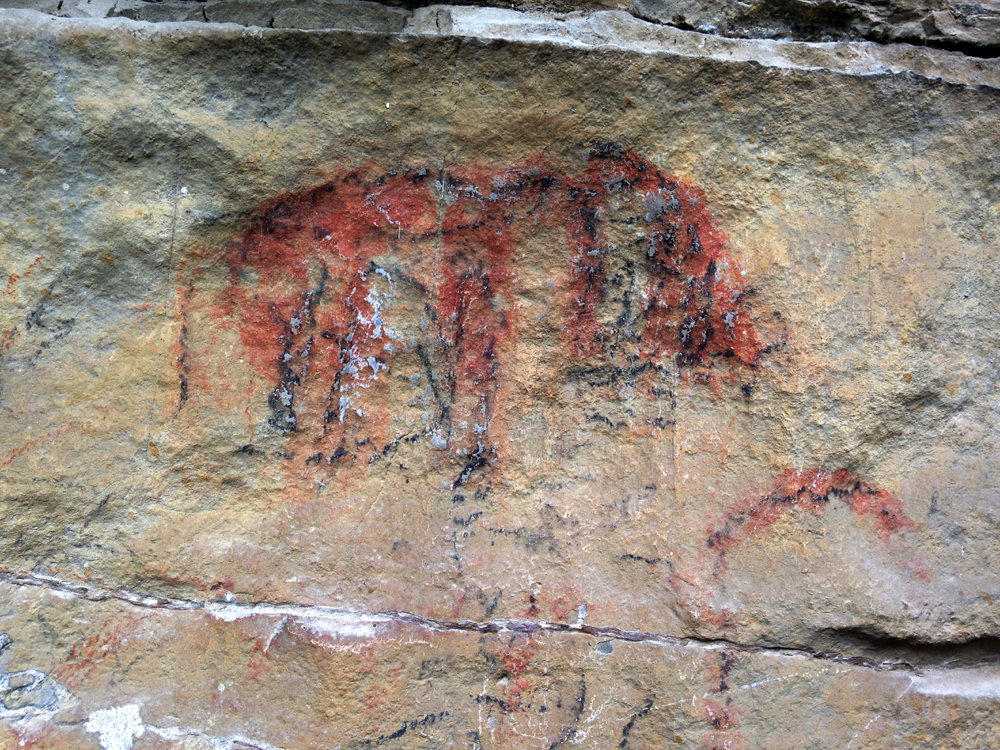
[[186, 146, 764, 485], [706, 469, 915, 572]]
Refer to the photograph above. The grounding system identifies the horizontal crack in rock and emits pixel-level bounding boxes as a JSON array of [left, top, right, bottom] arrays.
[[2, 570, 988, 674]]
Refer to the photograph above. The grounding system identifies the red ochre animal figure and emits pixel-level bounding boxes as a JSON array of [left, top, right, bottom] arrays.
[[188, 146, 916, 612], [707, 468, 915, 570], [199, 145, 763, 478]]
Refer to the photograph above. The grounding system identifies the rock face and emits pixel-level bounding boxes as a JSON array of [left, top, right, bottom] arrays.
[[634, 0, 1000, 51], [1, 3, 1000, 749], [10, 0, 1000, 52]]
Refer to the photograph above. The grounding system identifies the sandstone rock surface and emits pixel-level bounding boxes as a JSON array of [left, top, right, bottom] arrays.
[[1, 4, 999, 748], [634, 0, 1000, 51], [8, 0, 1000, 53]]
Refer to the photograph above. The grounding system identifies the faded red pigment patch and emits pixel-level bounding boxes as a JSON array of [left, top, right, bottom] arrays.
[[702, 698, 741, 730], [1, 426, 75, 468], [204, 169, 439, 471], [706, 469, 915, 567], [666, 566, 739, 628], [499, 642, 539, 713], [433, 165, 555, 465], [696, 651, 749, 750], [562, 145, 762, 369], [55, 614, 151, 690]]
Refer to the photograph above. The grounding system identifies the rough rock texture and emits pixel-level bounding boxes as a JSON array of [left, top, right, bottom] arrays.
[[5, 0, 1000, 53], [634, 0, 1000, 52], [1, 4, 999, 749]]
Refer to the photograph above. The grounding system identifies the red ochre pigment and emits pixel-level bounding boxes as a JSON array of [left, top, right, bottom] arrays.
[[561, 146, 761, 367], [209, 170, 439, 464], [706, 468, 915, 565], [196, 146, 763, 475]]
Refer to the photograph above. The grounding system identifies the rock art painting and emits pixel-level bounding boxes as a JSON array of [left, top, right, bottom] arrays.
[[168, 144, 920, 633], [181, 145, 764, 489], [707, 468, 915, 571], [3, 10, 999, 747]]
